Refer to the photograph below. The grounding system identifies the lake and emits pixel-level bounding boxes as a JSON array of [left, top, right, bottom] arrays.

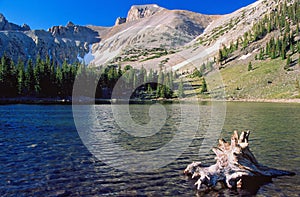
[[0, 102, 299, 196]]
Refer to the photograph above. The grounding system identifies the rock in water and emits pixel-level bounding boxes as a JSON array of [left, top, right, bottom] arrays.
[[184, 131, 295, 190]]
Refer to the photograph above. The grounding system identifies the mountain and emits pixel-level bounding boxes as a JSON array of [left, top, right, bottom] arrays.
[[0, 13, 30, 31], [88, 4, 213, 66], [0, 0, 299, 100], [0, 15, 102, 65], [0, 4, 212, 66]]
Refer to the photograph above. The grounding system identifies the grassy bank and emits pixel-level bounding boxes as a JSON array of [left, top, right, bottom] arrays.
[[206, 57, 300, 100]]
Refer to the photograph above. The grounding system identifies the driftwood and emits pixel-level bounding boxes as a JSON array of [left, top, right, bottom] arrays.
[[184, 131, 295, 190]]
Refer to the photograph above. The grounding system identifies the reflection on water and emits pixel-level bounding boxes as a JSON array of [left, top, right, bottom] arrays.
[[0, 102, 299, 196]]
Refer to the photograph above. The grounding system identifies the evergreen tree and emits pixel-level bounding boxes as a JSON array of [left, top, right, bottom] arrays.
[[163, 73, 172, 98], [156, 68, 164, 97], [281, 41, 287, 60], [248, 61, 253, 71], [118, 65, 122, 78], [217, 49, 224, 65], [55, 65, 63, 97], [147, 84, 153, 95], [200, 77, 208, 94], [0, 55, 17, 97], [178, 79, 184, 98], [285, 54, 291, 70], [25, 59, 35, 96], [17, 58, 25, 96], [259, 48, 264, 60], [242, 32, 249, 49], [168, 70, 174, 91]]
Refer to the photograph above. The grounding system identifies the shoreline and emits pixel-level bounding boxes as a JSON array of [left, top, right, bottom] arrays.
[[1, 97, 300, 105], [226, 98, 300, 104]]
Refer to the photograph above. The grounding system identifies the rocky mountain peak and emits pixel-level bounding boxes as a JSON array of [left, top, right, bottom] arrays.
[[126, 4, 164, 22], [21, 24, 31, 31], [0, 13, 5, 21], [66, 21, 75, 27], [0, 13, 30, 31], [115, 17, 126, 26]]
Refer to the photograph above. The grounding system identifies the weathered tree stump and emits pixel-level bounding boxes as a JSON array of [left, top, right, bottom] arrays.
[[184, 130, 295, 190]]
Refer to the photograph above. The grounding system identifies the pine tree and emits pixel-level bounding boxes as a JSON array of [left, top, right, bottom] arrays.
[[248, 62, 253, 71], [285, 54, 291, 70], [0, 55, 7, 95], [0, 55, 17, 97], [259, 48, 264, 60], [242, 32, 249, 49], [217, 49, 224, 65], [156, 68, 164, 97], [147, 84, 153, 95], [168, 70, 174, 91], [17, 58, 25, 96], [55, 65, 63, 97], [235, 40, 239, 50], [25, 59, 35, 96], [163, 73, 173, 98], [178, 79, 184, 98], [34, 56, 43, 96], [281, 41, 287, 60], [118, 65, 122, 78], [200, 77, 208, 94]]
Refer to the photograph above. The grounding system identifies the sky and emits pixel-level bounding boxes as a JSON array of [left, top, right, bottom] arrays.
[[0, 0, 257, 30]]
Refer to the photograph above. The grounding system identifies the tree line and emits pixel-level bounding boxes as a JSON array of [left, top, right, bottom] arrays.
[[1, 54, 207, 99], [0, 55, 78, 98], [217, 0, 300, 67]]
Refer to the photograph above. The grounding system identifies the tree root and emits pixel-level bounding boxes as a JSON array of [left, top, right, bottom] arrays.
[[184, 131, 295, 190]]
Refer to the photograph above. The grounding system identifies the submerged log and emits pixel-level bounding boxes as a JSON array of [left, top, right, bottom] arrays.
[[184, 131, 295, 190]]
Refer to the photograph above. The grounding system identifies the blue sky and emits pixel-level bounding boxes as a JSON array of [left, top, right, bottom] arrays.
[[1, 0, 256, 30]]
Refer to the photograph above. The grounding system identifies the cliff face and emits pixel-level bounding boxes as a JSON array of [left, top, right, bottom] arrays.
[[126, 4, 163, 22], [0, 13, 30, 31], [0, 4, 213, 66], [48, 21, 100, 44], [0, 15, 101, 65]]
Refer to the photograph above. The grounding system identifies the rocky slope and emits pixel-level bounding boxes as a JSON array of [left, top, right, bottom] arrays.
[[0, 4, 213, 66], [89, 4, 213, 66], [107, 0, 292, 72], [89, 0, 285, 71], [0, 13, 30, 31], [0, 0, 296, 72], [0, 15, 102, 65]]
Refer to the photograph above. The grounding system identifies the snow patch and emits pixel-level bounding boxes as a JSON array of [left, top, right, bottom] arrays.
[[77, 44, 95, 65], [54, 38, 60, 44], [172, 38, 226, 71], [238, 53, 252, 60], [203, 22, 213, 34]]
